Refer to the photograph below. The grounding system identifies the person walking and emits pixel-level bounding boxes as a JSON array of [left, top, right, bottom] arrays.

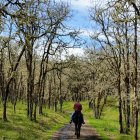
[[70, 100, 85, 124]]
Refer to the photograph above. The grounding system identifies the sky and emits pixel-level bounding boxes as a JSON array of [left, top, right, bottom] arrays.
[[61, 0, 108, 34], [55, 0, 94, 56], [66, 0, 95, 37], [55, 0, 109, 57]]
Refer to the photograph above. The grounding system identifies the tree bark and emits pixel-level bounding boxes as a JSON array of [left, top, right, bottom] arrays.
[[133, 10, 138, 140], [124, 21, 130, 134], [118, 71, 123, 133]]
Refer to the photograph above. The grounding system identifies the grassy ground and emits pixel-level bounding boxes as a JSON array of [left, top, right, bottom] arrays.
[[0, 102, 68, 140], [87, 106, 134, 140], [0, 101, 139, 140], [63, 101, 138, 140], [79, 101, 137, 140]]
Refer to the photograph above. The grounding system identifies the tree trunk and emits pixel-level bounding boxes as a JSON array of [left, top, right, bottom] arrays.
[[89, 100, 93, 109], [59, 69, 63, 112], [48, 78, 52, 109], [118, 72, 123, 133], [133, 10, 138, 140], [34, 104, 37, 121], [96, 93, 101, 119], [99, 94, 107, 118], [25, 43, 34, 120], [3, 101, 7, 121], [54, 98, 57, 112], [125, 21, 130, 134]]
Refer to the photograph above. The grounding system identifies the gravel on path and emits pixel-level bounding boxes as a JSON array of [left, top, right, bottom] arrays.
[[50, 123, 102, 140]]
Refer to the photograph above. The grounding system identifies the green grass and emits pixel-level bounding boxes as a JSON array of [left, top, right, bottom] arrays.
[[0, 101, 139, 140], [0, 102, 68, 140], [79, 101, 136, 140], [63, 101, 138, 140]]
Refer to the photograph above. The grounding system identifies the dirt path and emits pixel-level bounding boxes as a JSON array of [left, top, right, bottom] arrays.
[[50, 123, 101, 140]]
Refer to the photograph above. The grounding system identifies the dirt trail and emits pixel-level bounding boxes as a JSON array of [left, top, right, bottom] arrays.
[[50, 123, 102, 140]]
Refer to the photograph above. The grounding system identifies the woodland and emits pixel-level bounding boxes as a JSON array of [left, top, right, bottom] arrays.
[[0, 0, 140, 140]]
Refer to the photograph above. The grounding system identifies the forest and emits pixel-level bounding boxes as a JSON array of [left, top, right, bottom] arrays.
[[0, 0, 140, 140]]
